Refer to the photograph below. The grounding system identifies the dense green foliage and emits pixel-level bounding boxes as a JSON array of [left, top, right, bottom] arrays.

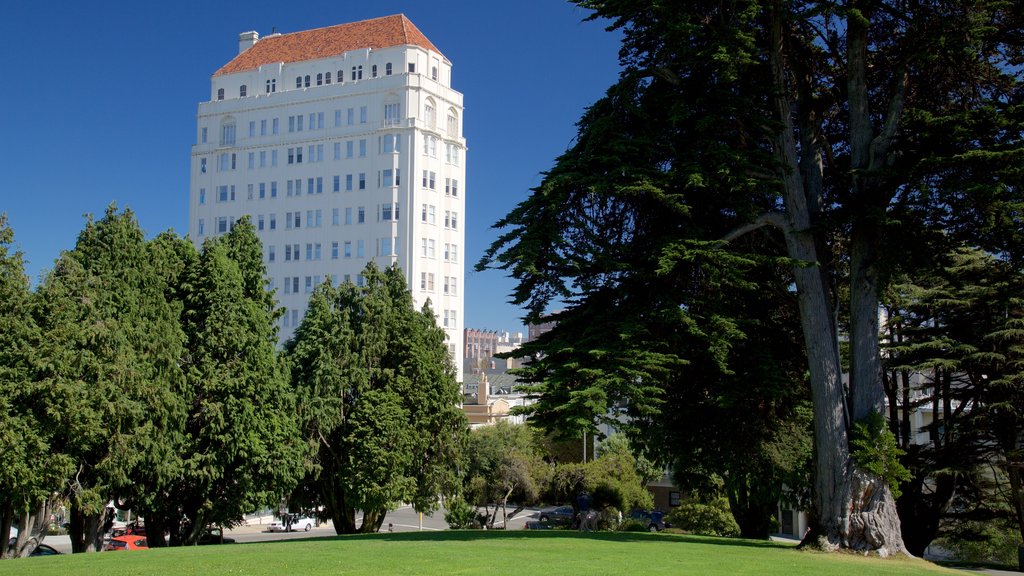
[[286, 264, 467, 534], [666, 497, 742, 538], [883, 247, 1024, 553], [481, 0, 1023, 551], [463, 422, 548, 528], [140, 219, 306, 546], [0, 215, 71, 558]]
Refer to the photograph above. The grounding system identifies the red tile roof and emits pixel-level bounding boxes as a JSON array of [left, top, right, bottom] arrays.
[[214, 14, 442, 77]]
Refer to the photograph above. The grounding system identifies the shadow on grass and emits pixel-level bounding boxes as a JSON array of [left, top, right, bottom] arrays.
[[271, 529, 791, 550]]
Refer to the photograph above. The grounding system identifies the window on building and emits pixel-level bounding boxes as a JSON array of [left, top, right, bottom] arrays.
[[346, 174, 353, 191], [359, 139, 366, 157], [346, 141, 354, 158], [344, 241, 352, 258], [272, 118, 279, 134], [217, 217, 229, 233], [198, 219, 205, 235], [331, 242, 339, 259], [357, 240, 365, 258], [408, 62, 416, 73], [271, 181, 278, 197], [317, 73, 323, 86], [447, 112, 458, 137], [386, 62, 393, 75], [296, 76, 302, 89], [358, 173, 366, 190], [358, 206, 365, 223], [217, 88, 224, 100], [432, 66, 438, 81], [384, 103, 400, 126], [372, 65, 378, 78], [268, 245, 275, 262], [424, 101, 435, 128], [304, 75, 311, 87], [347, 107, 354, 125], [199, 188, 206, 205], [240, 84, 247, 97], [351, 66, 363, 81], [337, 69, 344, 83], [269, 214, 276, 229], [360, 106, 367, 124], [326, 71, 332, 84], [221, 122, 235, 146], [266, 79, 276, 93], [383, 169, 394, 187]]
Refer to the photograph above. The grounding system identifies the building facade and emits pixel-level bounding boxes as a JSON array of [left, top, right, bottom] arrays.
[[189, 15, 465, 382]]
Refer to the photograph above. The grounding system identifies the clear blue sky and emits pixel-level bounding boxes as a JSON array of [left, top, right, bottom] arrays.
[[1, 1, 622, 335]]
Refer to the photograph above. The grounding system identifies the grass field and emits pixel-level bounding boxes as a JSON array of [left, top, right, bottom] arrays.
[[0, 531, 958, 576]]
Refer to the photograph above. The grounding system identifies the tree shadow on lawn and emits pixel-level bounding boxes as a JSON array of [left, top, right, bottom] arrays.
[[278, 530, 789, 550]]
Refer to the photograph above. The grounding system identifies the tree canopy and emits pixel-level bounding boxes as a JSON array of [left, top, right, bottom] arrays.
[[481, 0, 1023, 554], [286, 264, 466, 534]]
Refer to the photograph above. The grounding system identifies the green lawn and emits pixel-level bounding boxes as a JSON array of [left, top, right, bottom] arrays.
[[0, 531, 957, 576]]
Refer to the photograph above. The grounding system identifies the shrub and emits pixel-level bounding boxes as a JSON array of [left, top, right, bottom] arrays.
[[443, 498, 476, 529], [665, 497, 740, 537]]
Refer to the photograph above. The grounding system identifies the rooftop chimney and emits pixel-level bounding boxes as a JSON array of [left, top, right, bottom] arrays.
[[239, 31, 259, 54]]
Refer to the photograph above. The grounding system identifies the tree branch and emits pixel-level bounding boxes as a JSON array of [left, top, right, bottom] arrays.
[[722, 212, 788, 243]]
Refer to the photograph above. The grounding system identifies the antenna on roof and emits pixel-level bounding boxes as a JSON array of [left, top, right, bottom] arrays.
[[271, 26, 277, 34]]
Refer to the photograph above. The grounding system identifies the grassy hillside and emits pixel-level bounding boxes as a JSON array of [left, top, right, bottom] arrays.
[[0, 531, 956, 576]]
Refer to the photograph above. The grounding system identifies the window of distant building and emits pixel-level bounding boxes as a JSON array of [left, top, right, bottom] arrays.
[[408, 62, 416, 73], [385, 62, 393, 76], [239, 84, 247, 97], [304, 75, 310, 87], [266, 79, 276, 93], [372, 65, 378, 78], [296, 76, 302, 89], [432, 67, 438, 81], [217, 88, 224, 100], [326, 71, 332, 84], [317, 73, 323, 86]]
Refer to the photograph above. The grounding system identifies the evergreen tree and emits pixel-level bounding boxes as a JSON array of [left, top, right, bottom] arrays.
[[145, 218, 305, 545], [0, 215, 71, 559], [481, 0, 1023, 553], [33, 206, 184, 553], [287, 263, 466, 534]]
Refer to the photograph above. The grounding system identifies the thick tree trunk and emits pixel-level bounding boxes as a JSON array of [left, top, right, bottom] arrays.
[[69, 505, 105, 553]]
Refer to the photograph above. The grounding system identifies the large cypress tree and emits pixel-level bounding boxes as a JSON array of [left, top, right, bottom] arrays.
[[146, 218, 305, 545], [33, 206, 185, 553], [482, 0, 1023, 554], [287, 263, 466, 534], [0, 215, 72, 559]]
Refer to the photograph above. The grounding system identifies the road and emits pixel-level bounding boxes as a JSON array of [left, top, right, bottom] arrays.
[[37, 505, 541, 553]]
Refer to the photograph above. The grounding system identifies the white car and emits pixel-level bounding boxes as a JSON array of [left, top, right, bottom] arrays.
[[267, 515, 316, 532]]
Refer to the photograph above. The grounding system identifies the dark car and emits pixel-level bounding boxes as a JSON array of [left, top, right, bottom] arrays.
[[30, 544, 61, 556], [629, 509, 671, 532], [537, 506, 576, 526], [7, 539, 62, 557], [197, 527, 236, 545]]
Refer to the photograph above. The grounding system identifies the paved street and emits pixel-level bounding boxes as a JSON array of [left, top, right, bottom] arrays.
[[37, 505, 542, 554]]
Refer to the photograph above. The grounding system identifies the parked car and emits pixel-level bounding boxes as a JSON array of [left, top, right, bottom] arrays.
[[106, 535, 148, 551], [267, 514, 316, 532], [197, 527, 235, 545], [29, 544, 61, 556], [537, 506, 576, 526], [629, 509, 671, 532]]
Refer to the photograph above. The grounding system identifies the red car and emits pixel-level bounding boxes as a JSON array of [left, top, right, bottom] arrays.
[[106, 535, 148, 551]]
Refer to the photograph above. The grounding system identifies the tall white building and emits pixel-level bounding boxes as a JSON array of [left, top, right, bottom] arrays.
[[189, 15, 465, 382]]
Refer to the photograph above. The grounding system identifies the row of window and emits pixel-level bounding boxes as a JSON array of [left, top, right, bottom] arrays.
[[419, 273, 458, 296], [216, 60, 441, 101], [419, 239, 459, 262], [197, 172, 459, 207], [204, 102, 458, 147]]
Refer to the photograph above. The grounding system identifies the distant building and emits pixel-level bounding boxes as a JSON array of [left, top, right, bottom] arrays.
[[189, 15, 466, 382]]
